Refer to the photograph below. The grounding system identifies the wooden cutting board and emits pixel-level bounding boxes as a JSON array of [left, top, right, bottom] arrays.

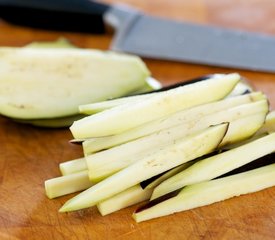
[[0, 0, 275, 239]]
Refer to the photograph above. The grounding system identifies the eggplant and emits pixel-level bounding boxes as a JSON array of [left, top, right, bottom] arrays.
[[59, 123, 228, 212], [0, 47, 149, 119], [70, 74, 239, 139], [151, 132, 275, 200], [87, 100, 267, 182], [133, 162, 275, 222], [81, 92, 264, 153], [45, 170, 93, 199]]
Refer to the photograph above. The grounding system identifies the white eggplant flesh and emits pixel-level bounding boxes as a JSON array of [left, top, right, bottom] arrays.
[[70, 74, 239, 138], [0, 48, 149, 119], [257, 111, 275, 135], [130, 77, 162, 95], [219, 112, 267, 146], [82, 92, 264, 154], [226, 81, 252, 97], [86, 121, 200, 181], [133, 164, 275, 222], [79, 77, 162, 114], [79, 92, 155, 115], [222, 110, 275, 150], [45, 170, 93, 199], [86, 117, 205, 181], [59, 123, 228, 212], [151, 132, 275, 200], [59, 157, 87, 176], [79, 78, 250, 116], [86, 100, 267, 182]]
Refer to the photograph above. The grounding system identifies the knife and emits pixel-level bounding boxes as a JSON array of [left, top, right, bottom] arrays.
[[1, 0, 275, 72]]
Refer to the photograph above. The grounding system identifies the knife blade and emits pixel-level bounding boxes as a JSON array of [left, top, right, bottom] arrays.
[[1, 0, 275, 72]]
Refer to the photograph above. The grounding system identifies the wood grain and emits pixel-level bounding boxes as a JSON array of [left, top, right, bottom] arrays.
[[0, 1, 275, 239]]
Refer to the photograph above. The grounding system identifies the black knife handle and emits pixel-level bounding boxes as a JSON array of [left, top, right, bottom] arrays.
[[0, 0, 110, 33]]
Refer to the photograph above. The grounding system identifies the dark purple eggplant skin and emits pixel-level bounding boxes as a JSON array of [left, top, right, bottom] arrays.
[[216, 152, 275, 179], [135, 152, 275, 213], [139, 170, 170, 189], [135, 189, 181, 213], [143, 75, 251, 94], [144, 75, 215, 94]]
